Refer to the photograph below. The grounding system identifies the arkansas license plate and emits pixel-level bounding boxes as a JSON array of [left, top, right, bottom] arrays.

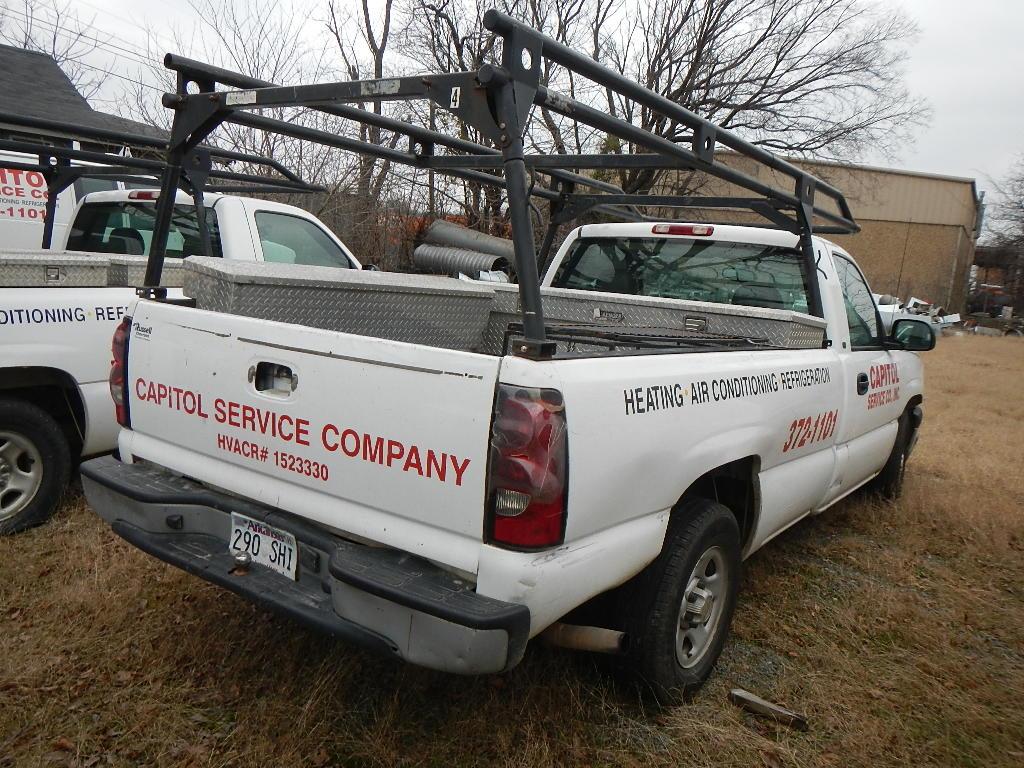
[[228, 513, 298, 580]]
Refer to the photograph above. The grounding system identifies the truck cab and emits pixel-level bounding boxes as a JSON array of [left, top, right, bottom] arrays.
[[61, 189, 361, 268]]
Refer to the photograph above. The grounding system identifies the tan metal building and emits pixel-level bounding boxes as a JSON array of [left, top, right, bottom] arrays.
[[665, 156, 983, 312], [796, 159, 981, 312]]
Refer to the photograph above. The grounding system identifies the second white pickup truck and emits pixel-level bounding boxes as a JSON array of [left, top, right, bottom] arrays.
[[0, 189, 359, 534]]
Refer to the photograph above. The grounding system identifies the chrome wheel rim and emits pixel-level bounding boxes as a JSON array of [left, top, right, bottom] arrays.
[[0, 431, 43, 522], [676, 545, 728, 669]]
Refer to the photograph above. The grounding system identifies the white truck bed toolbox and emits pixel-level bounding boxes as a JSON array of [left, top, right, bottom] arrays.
[[0, 251, 184, 288]]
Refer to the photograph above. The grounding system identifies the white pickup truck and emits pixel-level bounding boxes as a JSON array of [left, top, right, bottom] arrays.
[[0, 189, 359, 534], [80, 221, 935, 701]]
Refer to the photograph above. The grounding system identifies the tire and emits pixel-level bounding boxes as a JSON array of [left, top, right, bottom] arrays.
[[622, 498, 741, 705], [0, 398, 71, 535], [870, 411, 910, 501]]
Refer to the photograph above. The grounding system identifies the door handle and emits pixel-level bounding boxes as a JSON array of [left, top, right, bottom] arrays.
[[856, 372, 869, 395], [248, 362, 298, 395]]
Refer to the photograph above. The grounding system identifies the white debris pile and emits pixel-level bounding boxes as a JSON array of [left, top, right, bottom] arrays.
[[873, 293, 961, 333]]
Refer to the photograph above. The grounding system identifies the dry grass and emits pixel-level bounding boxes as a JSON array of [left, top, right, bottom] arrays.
[[2, 335, 1023, 768]]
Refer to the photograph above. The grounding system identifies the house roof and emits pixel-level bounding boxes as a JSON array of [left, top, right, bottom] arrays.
[[0, 43, 166, 144]]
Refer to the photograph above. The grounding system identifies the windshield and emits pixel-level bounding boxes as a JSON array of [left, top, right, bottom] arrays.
[[66, 201, 222, 258], [552, 237, 812, 313]]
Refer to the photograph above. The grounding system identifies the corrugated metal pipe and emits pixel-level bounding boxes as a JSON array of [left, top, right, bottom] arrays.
[[413, 244, 509, 276], [422, 219, 515, 259]]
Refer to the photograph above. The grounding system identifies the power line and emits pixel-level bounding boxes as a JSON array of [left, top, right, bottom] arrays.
[[71, 0, 181, 54], [0, 6, 168, 94], [0, 3, 159, 69], [24, 0, 156, 60]]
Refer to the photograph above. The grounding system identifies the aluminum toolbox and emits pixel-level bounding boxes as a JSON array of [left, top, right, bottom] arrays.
[[480, 284, 827, 353], [0, 251, 185, 288], [182, 257, 496, 351], [106, 256, 184, 288], [183, 257, 826, 353], [0, 251, 110, 287]]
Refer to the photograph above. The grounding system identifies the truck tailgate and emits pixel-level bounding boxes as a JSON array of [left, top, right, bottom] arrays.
[[122, 301, 500, 574]]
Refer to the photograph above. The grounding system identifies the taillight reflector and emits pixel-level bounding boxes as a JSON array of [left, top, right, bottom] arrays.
[[128, 190, 159, 200], [487, 384, 568, 549], [109, 316, 132, 428], [651, 224, 714, 236]]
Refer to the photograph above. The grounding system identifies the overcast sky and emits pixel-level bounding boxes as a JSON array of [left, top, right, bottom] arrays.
[[34, 0, 1024, 197]]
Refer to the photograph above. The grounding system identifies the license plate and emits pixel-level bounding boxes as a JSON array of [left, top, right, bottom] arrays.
[[228, 513, 298, 580]]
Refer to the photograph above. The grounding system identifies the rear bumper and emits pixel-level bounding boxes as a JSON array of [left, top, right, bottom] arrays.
[[80, 455, 530, 674]]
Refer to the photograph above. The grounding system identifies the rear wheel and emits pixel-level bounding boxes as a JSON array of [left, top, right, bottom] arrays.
[[622, 498, 741, 705], [0, 399, 70, 535]]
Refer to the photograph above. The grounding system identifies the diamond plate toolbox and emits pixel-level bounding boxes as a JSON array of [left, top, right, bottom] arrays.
[[182, 257, 826, 353], [0, 251, 184, 288], [479, 284, 826, 353], [183, 257, 496, 351]]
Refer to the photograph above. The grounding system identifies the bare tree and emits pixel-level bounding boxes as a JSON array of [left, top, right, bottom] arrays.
[[326, 0, 401, 208], [122, 0, 928, 266], [976, 157, 1024, 312], [402, 0, 926, 199], [0, 0, 109, 98], [989, 157, 1024, 248], [119, 0, 366, 246]]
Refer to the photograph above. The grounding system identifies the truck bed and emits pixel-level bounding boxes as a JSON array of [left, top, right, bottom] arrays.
[[182, 257, 826, 354]]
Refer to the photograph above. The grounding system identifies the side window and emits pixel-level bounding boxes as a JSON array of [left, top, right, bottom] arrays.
[[834, 255, 879, 348], [254, 212, 352, 269]]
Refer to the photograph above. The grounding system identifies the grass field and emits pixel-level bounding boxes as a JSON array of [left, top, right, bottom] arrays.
[[2, 335, 1022, 767]]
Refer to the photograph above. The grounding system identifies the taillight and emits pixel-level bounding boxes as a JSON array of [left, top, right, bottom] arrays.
[[651, 224, 714, 236], [109, 316, 132, 428], [486, 384, 568, 549], [127, 190, 159, 200]]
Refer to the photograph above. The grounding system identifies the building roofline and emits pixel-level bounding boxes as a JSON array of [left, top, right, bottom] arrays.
[[792, 154, 977, 187], [0, 43, 54, 59]]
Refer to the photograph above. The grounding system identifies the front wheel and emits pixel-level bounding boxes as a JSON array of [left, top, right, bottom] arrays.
[[0, 399, 71, 535], [870, 411, 911, 500], [623, 498, 741, 705]]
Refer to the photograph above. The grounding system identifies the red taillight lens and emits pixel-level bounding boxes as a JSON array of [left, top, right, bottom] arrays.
[[109, 316, 132, 427], [487, 384, 567, 549], [127, 190, 159, 200], [651, 224, 714, 236]]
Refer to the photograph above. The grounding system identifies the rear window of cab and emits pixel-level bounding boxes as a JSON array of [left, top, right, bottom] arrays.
[[551, 237, 812, 313]]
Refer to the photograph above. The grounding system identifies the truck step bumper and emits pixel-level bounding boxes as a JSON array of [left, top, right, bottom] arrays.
[[80, 455, 530, 674]]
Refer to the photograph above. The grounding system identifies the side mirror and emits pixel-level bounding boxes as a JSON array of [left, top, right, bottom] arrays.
[[362, 264, 380, 272], [890, 318, 935, 352]]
